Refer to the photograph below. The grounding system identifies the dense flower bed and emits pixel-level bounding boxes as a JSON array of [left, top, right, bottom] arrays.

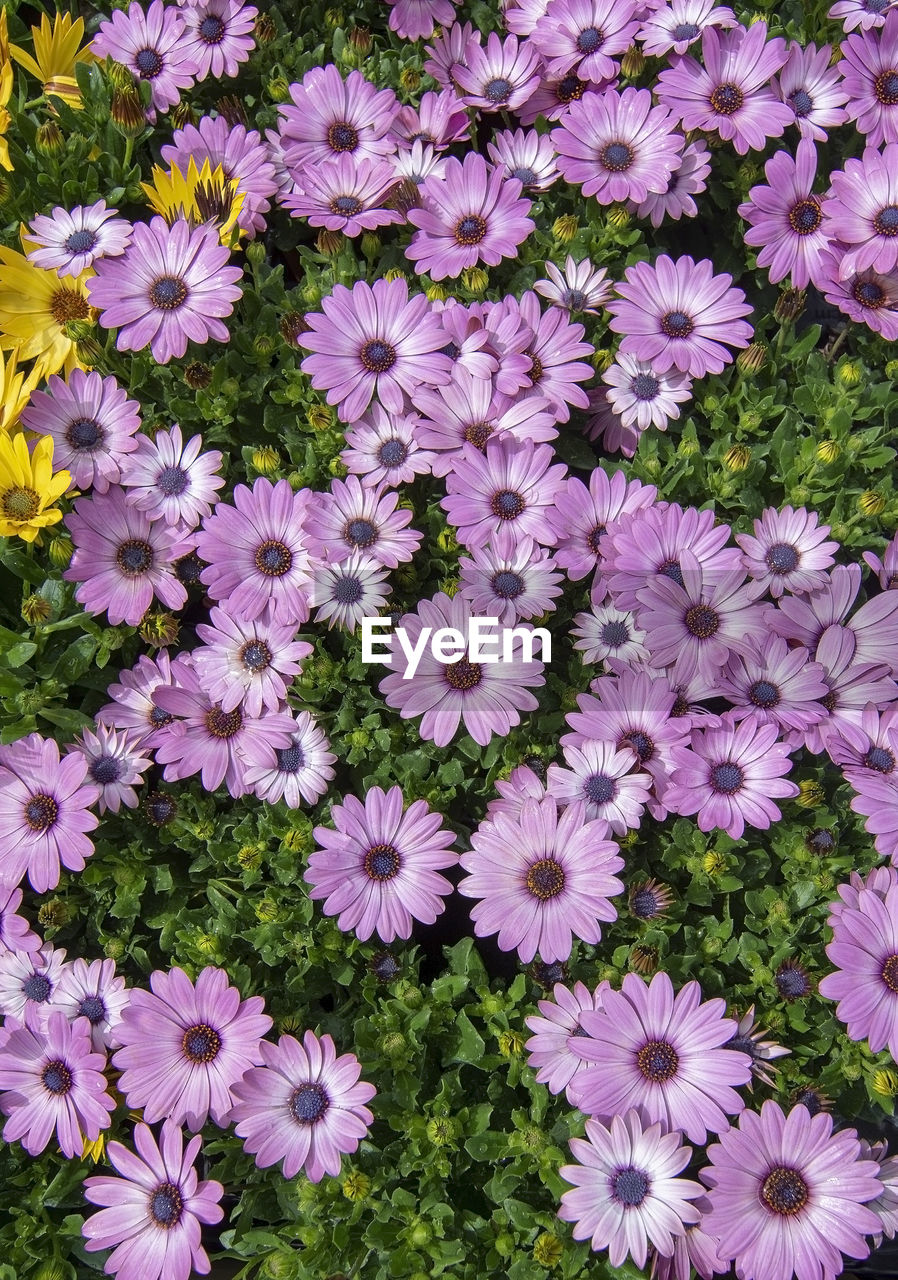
[[2, 0, 898, 1278]]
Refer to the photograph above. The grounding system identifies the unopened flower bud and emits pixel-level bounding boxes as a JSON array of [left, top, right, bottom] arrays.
[[461, 266, 489, 293], [724, 444, 751, 472], [267, 76, 290, 102], [110, 87, 146, 137], [816, 439, 840, 463], [837, 359, 862, 387], [774, 287, 805, 322], [246, 239, 266, 266], [48, 535, 73, 568], [860, 490, 886, 516], [533, 1233, 563, 1268], [425, 282, 447, 302], [280, 312, 309, 345], [796, 779, 825, 808], [737, 341, 767, 373], [252, 445, 280, 475], [36, 121, 64, 154], [254, 12, 276, 42], [22, 593, 53, 625], [316, 228, 343, 256], [552, 214, 578, 242], [620, 46, 645, 77]]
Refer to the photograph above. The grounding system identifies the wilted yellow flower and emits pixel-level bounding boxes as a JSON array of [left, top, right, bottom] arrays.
[[142, 158, 246, 247], [0, 239, 92, 379], [81, 1132, 106, 1163], [0, 346, 41, 433], [0, 432, 70, 542], [10, 13, 95, 109]]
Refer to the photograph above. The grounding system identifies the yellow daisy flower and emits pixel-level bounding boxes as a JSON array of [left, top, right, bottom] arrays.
[[9, 13, 95, 110], [0, 432, 70, 543], [0, 346, 42, 434], [0, 241, 92, 380], [142, 158, 246, 248], [0, 11, 14, 173]]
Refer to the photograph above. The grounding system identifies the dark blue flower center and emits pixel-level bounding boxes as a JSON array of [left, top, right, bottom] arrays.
[[636, 1039, 679, 1081], [710, 82, 744, 115], [454, 214, 488, 245], [491, 489, 525, 520], [289, 1081, 329, 1123], [806, 827, 835, 854], [181, 1022, 222, 1063], [276, 743, 305, 773], [345, 518, 378, 549], [661, 310, 694, 338], [150, 1182, 183, 1227], [854, 279, 887, 307], [332, 195, 363, 216], [600, 620, 629, 647], [445, 658, 483, 690], [41, 1060, 73, 1095], [492, 570, 524, 599], [23, 973, 52, 1002], [601, 142, 633, 172], [359, 339, 396, 372], [685, 605, 719, 638], [631, 887, 660, 918], [632, 372, 659, 400], [585, 523, 605, 555], [577, 25, 603, 52], [240, 640, 271, 672], [749, 680, 780, 709], [789, 88, 813, 117], [364, 842, 400, 880], [485, 77, 512, 103], [116, 539, 153, 576], [867, 0, 890, 10], [658, 558, 684, 586], [612, 1166, 650, 1206], [90, 755, 122, 785], [762, 1167, 808, 1215], [777, 964, 809, 998], [563, 288, 587, 310], [766, 542, 799, 573], [557, 75, 585, 103], [377, 438, 407, 467], [24, 794, 58, 831], [526, 857, 566, 900], [788, 199, 822, 235], [624, 730, 653, 763], [64, 229, 97, 254], [672, 21, 700, 40], [328, 121, 359, 152], [150, 706, 173, 728], [199, 14, 225, 42], [255, 539, 293, 576], [584, 773, 615, 806], [865, 745, 896, 772], [512, 166, 537, 186], [441, 341, 461, 360], [149, 276, 187, 310], [711, 761, 744, 794], [875, 70, 898, 104], [78, 994, 107, 1024], [135, 46, 163, 78], [157, 464, 189, 497], [875, 205, 898, 235], [66, 417, 102, 449], [372, 951, 401, 980], [205, 707, 243, 739], [882, 954, 898, 992], [334, 575, 364, 604]]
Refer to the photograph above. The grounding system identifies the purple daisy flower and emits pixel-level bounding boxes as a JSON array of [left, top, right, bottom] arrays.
[[864, 530, 898, 589], [718, 636, 829, 734], [558, 1109, 704, 1269], [67, 723, 152, 815], [113, 965, 272, 1131], [277, 66, 399, 171], [341, 405, 436, 487], [305, 474, 422, 569], [656, 21, 791, 154], [161, 116, 279, 239], [738, 140, 830, 289], [0, 736, 98, 893], [91, 1, 196, 116], [801, 627, 898, 756], [505, 291, 594, 421], [637, 0, 737, 57], [21, 369, 142, 494], [0, 882, 41, 958], [391, 139, 448, 186], [120, 424, 224, 530], [453, 31, 541, 111], [531, 0, 639, 83], [65, 489, 190, 626], [307, 785, 457, 942], [406, 154, 534, 281], [486, 128, 559, 192], [770, 561, 898, 672], [831, 0, 898, 30], [631, 138, 712, 228], [458, 529, 564, 625], [244, 710, 336, 808], [817, 247, 898, 338], [775, 41, 850, 141], [547, 740, 652, 835], [0, 1011, 114, 1158], [413, 369, 558, 477], [485, 763, 547, 823], [152, 660, 297, 797], [458, 796, 624, 963], [386, 0, 457, 41], [602, 354, 692, 433], [179, 0, 256, 81], [665, 714, 799, 840], [442, 437, 567, 551], [391, 88, 470, 149], [99, 651, 194, 750], [282, 156, 404, 236], [300, 277, 451, 424], [583, 388, 643, 458], [839, 11, 898, 147], [534, 255, 612, 314], [823, 145, 898, 277], [0, 944, 68, 1023], [432, 298, 500, 381], [88, 217, 243, 365], [524, 979, 610, 1096], [379, 591, 545, 747], [845, 767, 898, 870], [422, 20, 480, 90], [312, 552, 392, 633], [195, 477, 316, 625], [25, 201, 131, 279], [736, 504, 839, 597], [649, 1197, 729, 1280], [701, 1101, 881, 1280], [549, 467, 656, 585], [831, 701, 898, 774], [53, 958, 130, 1053], [819, 881, 898, 1058], [569, 971, 751, 1142], [229, 1030, 375, 1182], [193, 606, 313, 716], [83, 1120, 224, 1280], [607, 254, 753, 376], [570, 604, 649, 667], [551, 88, 684, 205]]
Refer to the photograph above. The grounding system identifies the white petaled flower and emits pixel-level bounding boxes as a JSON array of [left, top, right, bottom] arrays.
[[25, 201, 132, 278], [570, 604, 649, 666], [547, 739, 653, 834], [67, 723, 152, 814], [312, 551, 392, 632], [534, 255, 613, 314], [243, 710, 337, 808], [603, 354, 693, 432], [487, 128, 560, 191]]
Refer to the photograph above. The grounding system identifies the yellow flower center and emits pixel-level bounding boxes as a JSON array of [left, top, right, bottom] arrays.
[[2, 486, 41, 520], [50, 288, 90, 326]]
